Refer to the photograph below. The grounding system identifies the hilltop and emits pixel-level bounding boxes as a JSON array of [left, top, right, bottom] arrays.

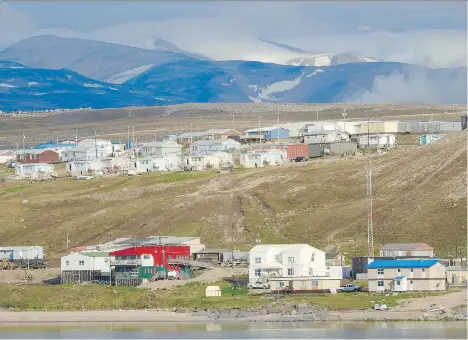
[[0, 131, 465, 260]]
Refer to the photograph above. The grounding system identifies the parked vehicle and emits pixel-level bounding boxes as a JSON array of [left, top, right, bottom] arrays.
[[76, 176, 94, 180], [294, 156, 308, 162], [342, 283, 362, 292], [248, 281, 270, 289]]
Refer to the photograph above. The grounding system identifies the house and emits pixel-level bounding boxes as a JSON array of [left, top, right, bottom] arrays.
[[204, 129, 240, 140], [139, 141, 182, 158], [248, 244, 335, 285], [0, 150, 15, 164], [110, 245, 192, 285], [461, 115, 467, 130], [366, 259, 446, 292], [222, 250, 249, 264], [67, 160, 105, 174], [269, 276, 342, 293], [16, 149, 60, 164], [251, 144, 308, 160], [61, 252, 111, 283], [62, 145, 114, 162], [240, 149, 287, 168], [307, 141, 357, 158], [193, 248, 230, 264], [190, 139, 241, 155], [176, 132, 209, 144], [15, 163, 54, 180], [303, 130, 349, 144], [379, 243, 434, 258], [186, 154, 224, 170], [136, 156, 182, 173], [446, 266, 468, 285], [326, 253, 346, 266], [245, 127, 290, 141], [357, 134, 396, 149]]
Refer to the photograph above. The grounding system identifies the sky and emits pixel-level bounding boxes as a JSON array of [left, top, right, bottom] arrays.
[[1, 1, 467, 67]]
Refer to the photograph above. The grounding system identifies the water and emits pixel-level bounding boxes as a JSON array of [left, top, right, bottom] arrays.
[[0, 322, 465, 339]]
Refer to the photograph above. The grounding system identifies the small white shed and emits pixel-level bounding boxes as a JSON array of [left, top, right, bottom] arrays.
[[205, 285, 222, 297], [393, 276, 408, 292]]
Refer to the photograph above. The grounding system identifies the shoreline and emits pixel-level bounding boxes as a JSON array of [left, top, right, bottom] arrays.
[[0, 309, 466, 324]]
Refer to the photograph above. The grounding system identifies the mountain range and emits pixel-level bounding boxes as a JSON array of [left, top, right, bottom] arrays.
[[0, 35, 466, 112]]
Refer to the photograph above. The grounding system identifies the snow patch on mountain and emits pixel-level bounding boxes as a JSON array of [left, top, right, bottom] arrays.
[[0, 83, 17, 88], [306, 69, 324, 78], [287, 52, 379, 67], [105, 64, 154, 84], [84, 83, 104, 88], [249, 72, 305, 102]]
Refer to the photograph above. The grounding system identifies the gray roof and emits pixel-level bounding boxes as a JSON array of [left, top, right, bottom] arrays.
[[305, 130, 339, 135], [195, 248, 231, 254], [381, 243, 433, 251]]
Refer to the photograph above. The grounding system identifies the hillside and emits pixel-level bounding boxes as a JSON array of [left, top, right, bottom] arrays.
[[0, 132, 465, 260]]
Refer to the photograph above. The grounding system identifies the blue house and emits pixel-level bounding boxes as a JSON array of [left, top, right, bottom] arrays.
[[366, 259, 446, 292], [245, 127, 290, 141], [419, 134, 444, 146]]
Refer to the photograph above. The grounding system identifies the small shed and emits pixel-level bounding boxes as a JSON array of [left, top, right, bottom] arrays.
[[393, 276, 408, 292], [205, 285, 222, 297]]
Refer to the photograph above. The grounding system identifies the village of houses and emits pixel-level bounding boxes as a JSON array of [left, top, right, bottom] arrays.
[[0, 116, 466, 299]]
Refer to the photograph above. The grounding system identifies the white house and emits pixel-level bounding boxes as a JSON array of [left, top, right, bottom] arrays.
[[136, 156, 182, 173], [78, 138, 112, 148], [66, 160, 105, 173], [15, 163, 54, 179], [62, 145, 114, 162], [248, 244, 338, 285], [240, 149, 287, 168], [303, 130, 349, 144], [139, 141, 182, 158], [357, 134, 396, 149], [186, 154, 223, 170], [0, 150, 15, 164], [190, 139, 241, 155], [61, 252, 111, 279]]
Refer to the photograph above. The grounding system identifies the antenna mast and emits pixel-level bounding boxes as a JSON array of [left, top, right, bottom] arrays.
[[367, 159, 374, 258]]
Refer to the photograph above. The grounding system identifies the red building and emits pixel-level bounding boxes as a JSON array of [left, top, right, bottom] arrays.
[[16, 149, 60, 164], [110, 245, 191, 284], [251, 143, 308, 160]]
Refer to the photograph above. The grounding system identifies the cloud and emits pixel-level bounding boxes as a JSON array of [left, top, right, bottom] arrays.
[[348, 68, 467, 104]]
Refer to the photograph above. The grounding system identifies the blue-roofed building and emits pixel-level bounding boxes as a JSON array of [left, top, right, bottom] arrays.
[[366, 259, 446, 292], [245, 127, 290, 141]]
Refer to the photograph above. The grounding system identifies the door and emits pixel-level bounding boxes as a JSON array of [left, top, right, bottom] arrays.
[[409, 280, 414, 291]]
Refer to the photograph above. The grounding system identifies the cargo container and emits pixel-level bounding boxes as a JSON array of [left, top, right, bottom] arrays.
[[285, 144, 308, 160], [0, 246, 44, 262]]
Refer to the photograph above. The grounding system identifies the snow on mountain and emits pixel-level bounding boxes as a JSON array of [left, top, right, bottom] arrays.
[[248, 72, 305, 102], [306, 69, 324, 78], [105, 64, 154, 84], [286, 52, 379, 67]]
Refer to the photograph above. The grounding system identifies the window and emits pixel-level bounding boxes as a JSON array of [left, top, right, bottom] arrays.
[[410, 268, 413, 272], [312, 280, 319, 287], [79, 261, 84, 266], [309, 268, 314, 276], [288, 257, 295, 264], [410, 280, 413, 284], [377, 269, 384, 275], [287, 268, 294, 276], [255, 257, 261, 264], [279, 282, 285, 287], [143, 255, 150, 260], [254, 269, 262, 277], [377, 280, 384, 287], [397, 281, 401, 286], [422, 268, 425, 272], [397, 269, 401, 273], [311, 253, 315, 261], [301, 281, 307, 287], [66, 261, 69, 265]]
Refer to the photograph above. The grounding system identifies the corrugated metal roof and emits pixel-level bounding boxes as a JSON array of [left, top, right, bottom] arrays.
[[366, 259, 439, 269], [81, 251, 109, 257], [395, 276, 406, 280], [381, 243, 433, 251], [195, 248, 231, 254]]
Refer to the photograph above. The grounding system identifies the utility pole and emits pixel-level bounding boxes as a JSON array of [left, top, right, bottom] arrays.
[[367, 159, 374, 258], [316, 110, 319, 122], [277, 108, 280, 144], [22, 132, 25, 162], [132, 126, 135, 151], [257, 116, 262, 143], [231, 222, 234, 270], [94, 131, 98, 160], [127, 126, 130, 149]]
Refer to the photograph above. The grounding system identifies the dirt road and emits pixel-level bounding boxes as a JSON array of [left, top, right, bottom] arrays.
[[392, 289, 467, 312], [140, 267, 248, 290], [0, 268, 60, 284]]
